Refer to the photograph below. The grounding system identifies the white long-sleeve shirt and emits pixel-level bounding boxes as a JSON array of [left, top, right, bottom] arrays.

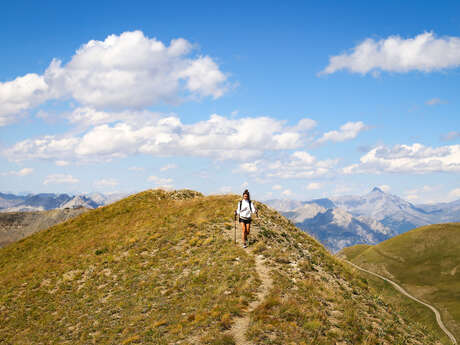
[[236, 199, 257, 218]]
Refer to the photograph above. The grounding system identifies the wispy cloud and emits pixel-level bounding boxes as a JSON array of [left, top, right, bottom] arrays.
[[305, 182, 322, 190], [94, 178, 119, 188], [1, 168, 34, 176], [160, 163, 177, 171], [148, 175, 173, 189], [441, 131, 460, 142], [128, 166, 145, 172], [43, 174, 79, 185], [316, 121, 369, 144], [425, 98, 446, 106], [449, 187, 460, 199], [282, 189, 293, 197]]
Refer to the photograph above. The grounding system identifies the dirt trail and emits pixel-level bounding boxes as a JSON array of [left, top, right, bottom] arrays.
[[229, 249, 273, 345], [344, 260, 457, 345]]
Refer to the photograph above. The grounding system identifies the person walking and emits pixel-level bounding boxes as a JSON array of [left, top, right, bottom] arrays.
[[236, 189, 257, 248]]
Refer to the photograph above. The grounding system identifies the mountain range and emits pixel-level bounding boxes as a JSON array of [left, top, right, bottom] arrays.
[[266, 187, 460, 252], [0, 192, 129, 212], [3, 187, 460, 253]]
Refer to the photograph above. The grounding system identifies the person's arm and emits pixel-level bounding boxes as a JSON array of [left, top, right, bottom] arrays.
[[251, 202, 257, 215]]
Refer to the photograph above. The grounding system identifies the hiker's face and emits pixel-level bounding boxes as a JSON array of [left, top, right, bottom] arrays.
[[243, 194, 249, 199]]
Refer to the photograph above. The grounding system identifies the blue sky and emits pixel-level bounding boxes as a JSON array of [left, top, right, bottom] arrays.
[[1, 0, 459, 203]]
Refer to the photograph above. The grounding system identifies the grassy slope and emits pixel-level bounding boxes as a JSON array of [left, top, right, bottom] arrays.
[[0, 190, 258, 344], [341, 223, 460, 342], [347, 266, 451, 345], [245, 209, 441, 345], [0, 190, 443, 344], [339, 244, 371, 261]]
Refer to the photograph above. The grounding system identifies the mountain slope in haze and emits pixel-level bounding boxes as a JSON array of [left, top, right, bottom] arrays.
[[0, 192, 27, 209], [331, 187, 458, 234], [417, 200, 460, 223], [291, 207, 395, 252], [60, 195, 99, 209], [268, 187, 460, 252], [0, 192, 129, 212], [339, 223, 460, 342], [0, 208, 88, 247], [0, 189, 442, 344]]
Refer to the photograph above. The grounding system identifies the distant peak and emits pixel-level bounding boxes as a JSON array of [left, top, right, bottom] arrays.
[[371, 187, 384, 193]]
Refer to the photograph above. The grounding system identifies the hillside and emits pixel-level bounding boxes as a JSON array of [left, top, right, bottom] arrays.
[[339, 223, 460, 342], [0, 208, 88, 247], [0, 190, 443, 344]]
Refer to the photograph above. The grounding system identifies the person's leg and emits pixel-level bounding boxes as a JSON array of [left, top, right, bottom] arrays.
[[240, 221, 246, 244], [246, 223, 251, 244]]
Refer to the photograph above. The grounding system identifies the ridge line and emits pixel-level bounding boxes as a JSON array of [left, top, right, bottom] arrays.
[[228, 248, 273, 345]]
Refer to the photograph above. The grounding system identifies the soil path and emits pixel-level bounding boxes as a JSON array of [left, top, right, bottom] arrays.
[[344, 260, 457, 345], [229, 249, 273, 345]]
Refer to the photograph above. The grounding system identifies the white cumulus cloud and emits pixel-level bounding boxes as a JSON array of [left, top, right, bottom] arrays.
[[343, 143, 460, 174], [258, 151, 338, 180], [0, 74, 49, 126], [4, 114, 311, 162], [0, 31, 229, 126], [321, 32, 460, 75]]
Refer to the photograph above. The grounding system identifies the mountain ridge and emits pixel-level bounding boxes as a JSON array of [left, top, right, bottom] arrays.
[[0, 189, 442, 344], [0, 192, 129, 212], [266, 187, 460, 252]]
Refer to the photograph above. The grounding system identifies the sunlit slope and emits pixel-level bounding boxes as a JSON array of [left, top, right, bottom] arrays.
[[342, 223, 460, 342], [338, 243, 371, 261], [0, 190, 442, 344]]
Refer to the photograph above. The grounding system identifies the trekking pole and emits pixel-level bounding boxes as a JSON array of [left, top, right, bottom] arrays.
[[233, 211, 237, 244]]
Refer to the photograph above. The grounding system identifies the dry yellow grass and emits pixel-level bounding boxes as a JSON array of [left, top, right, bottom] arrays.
[[0, 189, 444, 344]]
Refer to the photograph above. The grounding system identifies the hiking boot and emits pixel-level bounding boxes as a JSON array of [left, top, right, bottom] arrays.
[[243, 242, 247, 248]]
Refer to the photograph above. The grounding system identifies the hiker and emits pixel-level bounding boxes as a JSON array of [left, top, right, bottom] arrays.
[[235, 189, 257, 248]]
